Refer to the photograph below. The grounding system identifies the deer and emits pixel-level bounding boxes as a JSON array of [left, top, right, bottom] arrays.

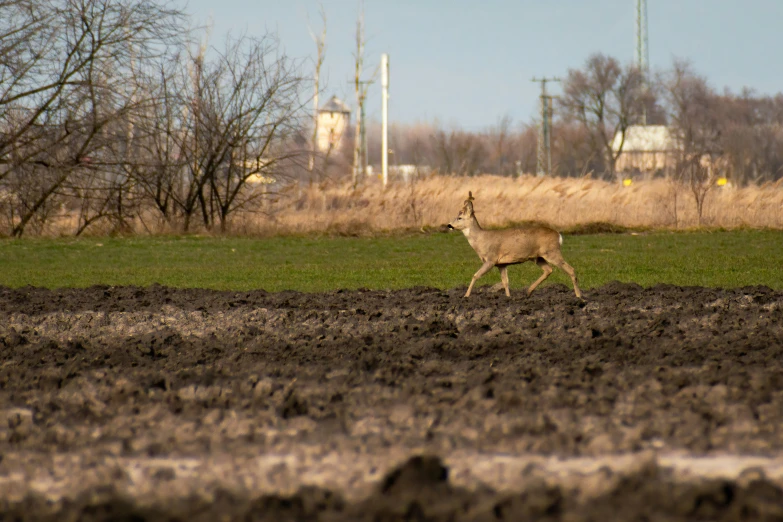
[[447, 191, 583, 299]]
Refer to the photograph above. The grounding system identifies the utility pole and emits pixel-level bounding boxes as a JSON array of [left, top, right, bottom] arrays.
[[546, 95, 555, 177], [348, 79, 372, 177], [361, 99, 368, 174], [381, 53, 389, 187], [636, 0, 649, 125], [531, 77, 560, 176]]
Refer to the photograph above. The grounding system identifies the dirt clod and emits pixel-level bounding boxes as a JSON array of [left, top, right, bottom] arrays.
[[1, 283, 783, 520]]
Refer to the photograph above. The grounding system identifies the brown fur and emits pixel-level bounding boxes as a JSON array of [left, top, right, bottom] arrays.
[[448, 191, 583, 298]]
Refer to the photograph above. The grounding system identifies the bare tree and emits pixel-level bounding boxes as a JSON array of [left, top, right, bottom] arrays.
[[122, 51, 187, 228], [713, 90, 783, 185], [550, 121, 595, 177], [559, 54, 649, 180], [487, 115, 515, 176], [165, 32, 307, 232], [351, 0, 376, 187], [362, 119, 538, 179], [432, 126, 487, 176], [663, 59, 723, 225], [307, 4, 326, 179], [0, 0, 185, 236]]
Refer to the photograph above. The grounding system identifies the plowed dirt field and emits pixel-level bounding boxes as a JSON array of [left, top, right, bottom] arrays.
[[1, 283, 783, 520]]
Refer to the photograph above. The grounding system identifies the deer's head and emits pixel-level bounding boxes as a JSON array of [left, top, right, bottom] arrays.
[[447, 191, 475, 231]]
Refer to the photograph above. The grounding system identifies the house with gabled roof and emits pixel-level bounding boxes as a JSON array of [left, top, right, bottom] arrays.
[[612, 125, 676, 174]]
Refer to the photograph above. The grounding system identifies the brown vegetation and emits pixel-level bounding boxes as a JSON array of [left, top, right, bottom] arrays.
[[12, 174, 783, 236], [258, 175, 783, 236], [2, 2, 782, 237]]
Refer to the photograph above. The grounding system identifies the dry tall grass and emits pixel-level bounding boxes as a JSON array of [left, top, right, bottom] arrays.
[[17, 174, 783, 237], [248, 174, 783, 235]]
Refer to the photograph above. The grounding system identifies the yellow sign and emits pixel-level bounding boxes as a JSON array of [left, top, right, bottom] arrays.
[[716, 177, 728, 186], [622, 178, 632, 187]]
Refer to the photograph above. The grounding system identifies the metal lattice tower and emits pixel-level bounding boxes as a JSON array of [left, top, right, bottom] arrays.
[[636, 0, 649, 124], [531, 77, 560, 176]]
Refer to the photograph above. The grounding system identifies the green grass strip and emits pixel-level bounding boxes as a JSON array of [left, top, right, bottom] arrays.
[[0, 230, 781, 292]]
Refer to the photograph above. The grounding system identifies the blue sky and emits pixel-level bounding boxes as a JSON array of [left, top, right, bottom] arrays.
[[179, 0, 783, 130]]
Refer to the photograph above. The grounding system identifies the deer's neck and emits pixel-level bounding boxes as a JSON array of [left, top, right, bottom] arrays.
[[461, 216, 483, 242]]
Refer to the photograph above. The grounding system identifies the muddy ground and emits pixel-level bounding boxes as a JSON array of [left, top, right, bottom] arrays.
[[1, 282, 783, 520]]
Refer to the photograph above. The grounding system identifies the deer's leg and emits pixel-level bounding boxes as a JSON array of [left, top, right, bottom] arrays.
[[465, 261, 495, 297], [490, 268, 505, 293], [542, 252, 583, 299], [498, 265, 511, 297], [527, 258, 553, 295]]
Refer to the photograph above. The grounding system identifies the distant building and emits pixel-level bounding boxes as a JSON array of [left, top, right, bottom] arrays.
[[366, 164, 432, 183], [613, 125, 729, 183], [240, 159, 276, 185], [316, 96, 351, 153], [612, 125, 676, 174]]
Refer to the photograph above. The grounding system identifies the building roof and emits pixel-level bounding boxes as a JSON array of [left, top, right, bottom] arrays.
[[320, 95, 350, 114], [612, 125, 676, 152]]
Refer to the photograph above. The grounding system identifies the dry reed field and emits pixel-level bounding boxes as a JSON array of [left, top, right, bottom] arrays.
[[12, 174, 783, 237], [255, 174, 783, 236]]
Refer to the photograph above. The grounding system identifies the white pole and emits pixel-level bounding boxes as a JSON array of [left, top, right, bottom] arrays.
[[381, 53, 389, 187]]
